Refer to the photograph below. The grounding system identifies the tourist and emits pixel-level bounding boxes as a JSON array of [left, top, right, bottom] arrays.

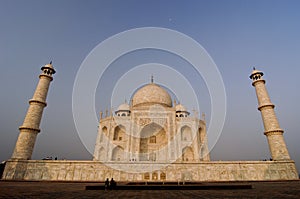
[[104, 178, 109, 190], [110, 178, 116, 190]]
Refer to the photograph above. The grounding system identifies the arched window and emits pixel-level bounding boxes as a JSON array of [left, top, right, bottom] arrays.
[[152, 172, 158, 180], [144, 173, 150, 180], [160, 172, 166, 180], [150, 136, 156, 143]]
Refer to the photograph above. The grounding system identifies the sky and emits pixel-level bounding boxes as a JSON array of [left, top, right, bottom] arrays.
[[0, 0, 300, 172]]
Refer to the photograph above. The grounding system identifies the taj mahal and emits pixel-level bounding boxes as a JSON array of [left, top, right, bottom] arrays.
[[1, 63, 298, 182], [93, 78, 210, 165]]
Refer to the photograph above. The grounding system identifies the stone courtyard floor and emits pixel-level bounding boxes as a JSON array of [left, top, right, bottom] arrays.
[[0, 180, 300, 198]]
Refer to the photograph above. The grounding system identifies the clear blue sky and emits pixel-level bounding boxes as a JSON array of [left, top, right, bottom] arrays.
[[1, 0, 300, 172]]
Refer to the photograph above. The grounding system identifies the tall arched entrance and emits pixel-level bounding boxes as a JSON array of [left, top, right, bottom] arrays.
[[139, 122, 167, 161]]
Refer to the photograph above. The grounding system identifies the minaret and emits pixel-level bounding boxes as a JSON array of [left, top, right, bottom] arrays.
[[250, 68, 290, 160], [11, 62, 56, 160]]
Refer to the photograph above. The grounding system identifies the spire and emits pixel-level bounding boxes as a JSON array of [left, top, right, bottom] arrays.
[[202, 112, 206, 121], [151, 75, 154, 83]]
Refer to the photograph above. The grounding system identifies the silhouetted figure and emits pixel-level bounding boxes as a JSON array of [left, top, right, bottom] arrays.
[[104, 178, 109, 190], [110, 178, 116, 190]]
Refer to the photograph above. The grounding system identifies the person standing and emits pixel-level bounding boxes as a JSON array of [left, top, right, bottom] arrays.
[[104, 178, 109, 190], [110, 178, 116, 190]]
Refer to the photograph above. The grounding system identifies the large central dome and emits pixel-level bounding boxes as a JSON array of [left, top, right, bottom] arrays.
[[132, 83, 172, 107]]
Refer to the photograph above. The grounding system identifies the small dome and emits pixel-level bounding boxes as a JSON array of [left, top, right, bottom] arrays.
[[250, 68, 263, 79], [41, 62, 56, 74], [45, 63, 54, 69], [251, 69, 263, 75], [175, 103, 190, 118], [132, 83, 172, 107], [117, 103, 130, 111], [175, 104, 187, 112]]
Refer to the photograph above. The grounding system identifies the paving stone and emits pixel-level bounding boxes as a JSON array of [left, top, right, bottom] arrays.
[[1, 181, 300, 199]]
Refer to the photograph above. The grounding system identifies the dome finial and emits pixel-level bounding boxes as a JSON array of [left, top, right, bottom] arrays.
[[151, 75, 154, 83], [253, 67, 256, 70]]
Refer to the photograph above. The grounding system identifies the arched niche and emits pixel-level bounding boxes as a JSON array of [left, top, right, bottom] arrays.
[[98, 147, 105, 161], [100, 126, 107, 142], [182, 146, 194, 162], [181, 125, 192, 142], [113, 125, 126, 141], [111, 146, 124, 161]]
